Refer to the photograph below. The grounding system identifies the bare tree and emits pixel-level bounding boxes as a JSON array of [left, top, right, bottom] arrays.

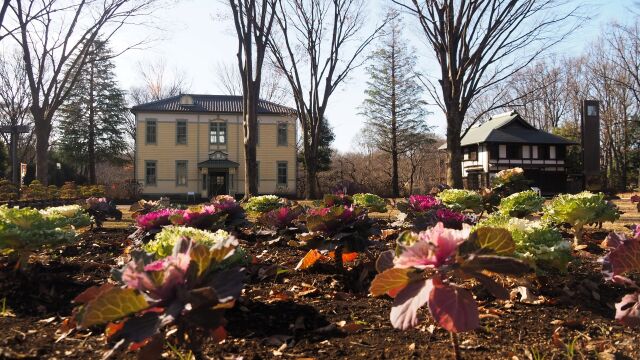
[[129, 58, 191, 105], [6, 0, 159, 184], [270, 0, 386, 198], [0, 0, 9, 34], [214, 60, 289, 103], [394, 0, 583, 187], [0, 49, 34, 181], [228, 0, 279, 199]]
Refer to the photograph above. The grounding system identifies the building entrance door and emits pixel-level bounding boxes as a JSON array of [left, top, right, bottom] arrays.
[[209, 172, 227, 196]]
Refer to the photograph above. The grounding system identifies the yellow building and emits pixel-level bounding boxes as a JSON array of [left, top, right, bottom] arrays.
[[132, 94, 297, 198]]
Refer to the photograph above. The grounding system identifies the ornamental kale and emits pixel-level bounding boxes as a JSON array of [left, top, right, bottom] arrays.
[[0, 205, 90, 253], [437, 189, 483, 212], [543, 191, 620, 246], [211, 195, 246, 227], [144, 226, 231, 258], [352, 193, 387, 213], [601, 231, 640, 327], [321, 193, 353, 207], [397, 195, 467, 231], [83, 197, 123, 228], [370, 223, 529, 356], [296, 205, 379, 270], [498, 190, 545, 218], [476, 214, 572, 272], [256, 205, 304, 233], [68, 236, 245, 358], [243, 195, 283, 214]]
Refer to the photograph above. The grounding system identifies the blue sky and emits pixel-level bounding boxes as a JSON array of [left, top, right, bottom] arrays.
[[111, 0, 633, 152]]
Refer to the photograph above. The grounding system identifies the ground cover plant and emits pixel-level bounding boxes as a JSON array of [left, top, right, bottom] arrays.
[[543, 191, 620, 246], [2, 193, 640, 359], [437, 189, 483, 212], [66, 235, 245, 358], [370, 223, 530, 358], [601, 229, 640, 327]]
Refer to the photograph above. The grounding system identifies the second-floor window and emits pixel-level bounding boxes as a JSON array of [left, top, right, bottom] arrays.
[[548, 145, 556, 159], [146, 120, 157, 144], [176, 120, 187, 144], [532, 145, 539, 159], [210, 122, 226, 144], [277, 162, 287, 185], [498, 144, 507, 158], [277, 122, 288, 146], [522, 145, 530, 159]]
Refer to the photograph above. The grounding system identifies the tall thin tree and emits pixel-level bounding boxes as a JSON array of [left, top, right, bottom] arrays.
[[270, 0, 386, 198], [228, 0, 279, 199], [393, 0, 583, 187], [360, 10, 431, 197]]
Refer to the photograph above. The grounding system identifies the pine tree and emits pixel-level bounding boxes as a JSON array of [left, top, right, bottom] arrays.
[[59, 39, 128, 184], [360, 10, 431, 197]]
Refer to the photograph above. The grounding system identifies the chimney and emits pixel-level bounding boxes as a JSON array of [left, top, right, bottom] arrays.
[[581, 100, 600, 191]]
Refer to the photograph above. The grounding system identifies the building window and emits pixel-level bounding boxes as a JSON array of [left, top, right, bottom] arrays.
[[522, 145, 530, 159], [210, 122, 227, 144], [498, 144, 507, 159], [489, 144, 499, 160], [176, 120, 187, 144], [146, 120, 157, 144], [145, 161, 157, 186], [506, 144, 519, 158], [277, 122, 288, 146], [532, 145, 539, 159], [176, 161, 187, 186], [277, 162, 287, 186], [549, 145, 556, 159]]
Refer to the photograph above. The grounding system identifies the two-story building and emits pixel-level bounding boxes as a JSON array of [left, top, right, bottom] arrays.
[[132, 94, 297, 198], [440, 111, 576, 193]]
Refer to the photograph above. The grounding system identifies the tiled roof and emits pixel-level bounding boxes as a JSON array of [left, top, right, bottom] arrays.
[[439, 111, 576, 149], [131, 94, 296, 115]]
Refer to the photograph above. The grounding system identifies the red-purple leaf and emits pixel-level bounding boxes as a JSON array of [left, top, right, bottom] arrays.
[[605, 236, 640, 278], [427, 279, 479, 333], [615, 292, 640, 327], [390, 279, 432, 330], [370, 268, 412, 297]]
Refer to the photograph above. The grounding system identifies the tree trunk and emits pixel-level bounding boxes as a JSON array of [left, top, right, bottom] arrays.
[[243, 85, 259, 199], [32, 108, 50, 185], [305, 150, 318, 199], [88, 60, 96, 184], [390, 43, 400, 198], [446, 111, 463, 188]]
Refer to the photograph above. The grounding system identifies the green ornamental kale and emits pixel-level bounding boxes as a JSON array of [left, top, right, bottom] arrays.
[[543, 191, 620, 245], [498, 190, 545, 218], [352, 193, 387, 213], [243, 195, 283, 214], [437, 189, 483, 212]]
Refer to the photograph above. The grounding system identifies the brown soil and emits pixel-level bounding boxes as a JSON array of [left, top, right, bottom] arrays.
[[1, 220, 639, 360]]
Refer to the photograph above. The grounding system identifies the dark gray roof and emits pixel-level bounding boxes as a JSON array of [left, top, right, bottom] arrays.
[[131, 94, 296, 115], [197, 159, 240, 169], [439, 111, 576, 149]]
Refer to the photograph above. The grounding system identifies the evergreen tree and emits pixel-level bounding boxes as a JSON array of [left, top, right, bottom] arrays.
[[360, 10, 431, 197], [59, 39, 128, 184]]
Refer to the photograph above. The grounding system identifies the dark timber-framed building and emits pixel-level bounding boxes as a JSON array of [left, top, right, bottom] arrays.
[[440, 111, 576, 194]]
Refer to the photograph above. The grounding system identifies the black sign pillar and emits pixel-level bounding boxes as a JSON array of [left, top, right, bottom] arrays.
[[581, 100, 600, 191]]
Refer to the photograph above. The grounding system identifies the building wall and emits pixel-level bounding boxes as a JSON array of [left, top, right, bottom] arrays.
[[135, 111, 297, 197]]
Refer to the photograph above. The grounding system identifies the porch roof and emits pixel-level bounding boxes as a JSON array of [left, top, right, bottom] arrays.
[[197, 159, 240, 168]]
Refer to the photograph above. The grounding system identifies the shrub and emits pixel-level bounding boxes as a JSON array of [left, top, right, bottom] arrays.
[[243, 195, 283, 214], [47, 185, 59, 199], [492, 167, 531, 196], [59, 182, 79, 199], [67, 237, 245, 358], [22, 180, 48, 200], [0, 180, 19, 201], [79, 185, 105, 198], [476, 214, 571, 271], [352, 193, 387, 212], [543, 191, 620, 245], [437, 189, 482, 212], [498, 190, 545, 218]]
